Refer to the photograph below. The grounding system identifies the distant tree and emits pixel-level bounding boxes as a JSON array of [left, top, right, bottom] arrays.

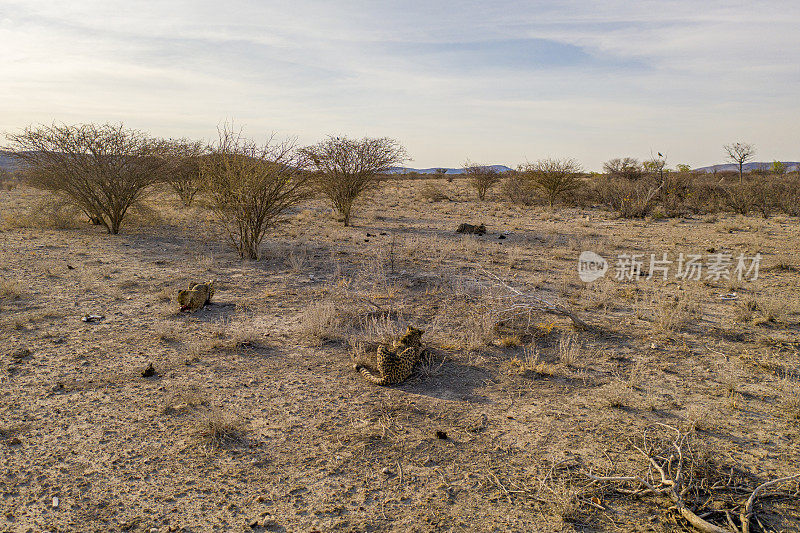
[[5, 122, 169, 234], [520, 158, 582, 208], [434, 168, 449, 176], [771, 160, 787, 177], [723, 142, 756, 183], [676, 164, 691, 173], [201, 126, 312, 260], [463, 161, 502, 200], [300, 136, 407, 226], [163, 139, 206, 206], [602, 157, 642, 180]]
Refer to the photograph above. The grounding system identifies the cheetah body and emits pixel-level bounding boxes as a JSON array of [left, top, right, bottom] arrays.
[[177, 280, 215, 312], [355, 326, 425, 385]]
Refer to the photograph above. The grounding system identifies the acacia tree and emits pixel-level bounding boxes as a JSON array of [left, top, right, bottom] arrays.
[[724, 142, 756, 183], [5, 123, 169, 234], [602, 157, 643, 180], [300, 136, 407, 226], [463, 161, 502, 200], [520, 158, 582, 208], [163, 139, 206, 207], [202, 127, 312, 260]]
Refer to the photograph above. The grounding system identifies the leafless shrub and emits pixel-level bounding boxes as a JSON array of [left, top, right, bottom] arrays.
[[518, 158, 582, 208], [301, 136, 407, 226], [5, 123, 170, 234], [500, 170, 539, 205], [162, 139, 206, 206], [463, 161, 503, 201], [595, 175, 661, 218], [419, 182, 450, 202], [201, 126, 311, 260], [603, 157, 643, 180]]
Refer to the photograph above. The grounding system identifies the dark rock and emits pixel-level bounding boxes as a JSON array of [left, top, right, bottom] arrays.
[[142, 363, 156, 378]]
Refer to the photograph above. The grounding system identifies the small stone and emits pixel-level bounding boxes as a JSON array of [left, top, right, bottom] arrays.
[[381, 467, 393, 476], [142, 363, 156, 378], [52, 496, 59, 508]]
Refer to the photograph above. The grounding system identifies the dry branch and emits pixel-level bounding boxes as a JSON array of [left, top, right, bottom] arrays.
[[582, 424, 799, 533], [479, 268, 590, 330]]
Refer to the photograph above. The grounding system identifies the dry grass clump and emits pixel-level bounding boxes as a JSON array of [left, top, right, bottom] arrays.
[[0, 279, 22, 300], [557, 333, 581, 367], [192, 409, 247, 448], [297, 300, 343, 345], [2, 197, 82, 230]]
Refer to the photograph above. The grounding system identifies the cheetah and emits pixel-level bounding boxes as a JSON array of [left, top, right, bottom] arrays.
[[177, 280, 215, 312], [354, 326, 425, 385], [456, 223, 486, 235]]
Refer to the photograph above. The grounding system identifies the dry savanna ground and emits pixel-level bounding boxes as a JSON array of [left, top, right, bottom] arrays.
[[1, 178, 799, 532]]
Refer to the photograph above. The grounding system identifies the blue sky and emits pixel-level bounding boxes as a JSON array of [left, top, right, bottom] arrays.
[[1, 0, 798, 170]]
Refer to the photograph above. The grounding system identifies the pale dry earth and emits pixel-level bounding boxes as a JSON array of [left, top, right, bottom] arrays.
[[1, 179, 799, 532]]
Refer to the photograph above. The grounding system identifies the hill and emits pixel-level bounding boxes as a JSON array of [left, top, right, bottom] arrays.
[[693, 161, 799, 173]]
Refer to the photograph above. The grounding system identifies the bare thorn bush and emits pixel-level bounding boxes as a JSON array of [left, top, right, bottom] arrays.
[[6, 123, 170, 234], [202, 126, 311, 260], [162, 139, 206, 207], [519, 158, 582, 208], [463, 161, 502, 201], [301, 136, 407, 226]]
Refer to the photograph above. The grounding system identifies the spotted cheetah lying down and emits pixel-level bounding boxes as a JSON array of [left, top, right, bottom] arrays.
[[354, 326, 425, 385], [177, 281, 215, 312]]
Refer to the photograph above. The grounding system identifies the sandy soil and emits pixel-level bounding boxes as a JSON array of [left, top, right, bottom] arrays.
[[1, 179, 799, 532]]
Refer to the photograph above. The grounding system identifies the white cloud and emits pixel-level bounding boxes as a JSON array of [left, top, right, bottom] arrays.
[[1, 0, 798, 169]]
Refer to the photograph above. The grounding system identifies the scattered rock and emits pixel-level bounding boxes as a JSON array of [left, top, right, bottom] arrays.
[[10, 348, 31, 361], [456, 223, 486, 236], [381, 466, 394, 476], [435, 430, 448, 440], [142, 363, 156, 378], [81, 314, 105, 323]]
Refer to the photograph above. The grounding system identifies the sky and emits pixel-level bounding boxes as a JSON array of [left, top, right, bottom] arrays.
[[1, 0, 798, 171]]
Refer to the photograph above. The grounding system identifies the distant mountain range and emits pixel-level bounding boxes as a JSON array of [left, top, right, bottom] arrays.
[[386, 165, 512, 174], [1, 151, 796, 175], [692, 162, 799, 173], [0, 151, 18, 171]]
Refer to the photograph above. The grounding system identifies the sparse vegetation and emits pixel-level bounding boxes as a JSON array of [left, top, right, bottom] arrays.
[[301, 135, 407, 226], [5, 123, 170, 234], [201, 126, 311, 260], [463, 161, 503, 201]]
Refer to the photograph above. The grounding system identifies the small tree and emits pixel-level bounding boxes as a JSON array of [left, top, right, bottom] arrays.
[[771, 160, 787, 177], [463, 161, 502, 200], [602, 157, 643, 180], [5, 123, 169, 234], [676, 164, 691, 173], [301, 136, 407, 226], [163, 140, 206, 207], [202, 127, 311, 260], [434, 168, 449, 176], [520, 158, 582, 208], [723, 142, 756, 183]]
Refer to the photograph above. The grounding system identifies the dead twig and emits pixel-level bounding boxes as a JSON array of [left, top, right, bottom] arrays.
[[479, 268, 590, 330]]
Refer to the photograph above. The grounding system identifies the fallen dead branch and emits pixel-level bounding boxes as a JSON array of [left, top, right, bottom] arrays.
[[583, 424, 799, 533], [479, 268, 590, 330]]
